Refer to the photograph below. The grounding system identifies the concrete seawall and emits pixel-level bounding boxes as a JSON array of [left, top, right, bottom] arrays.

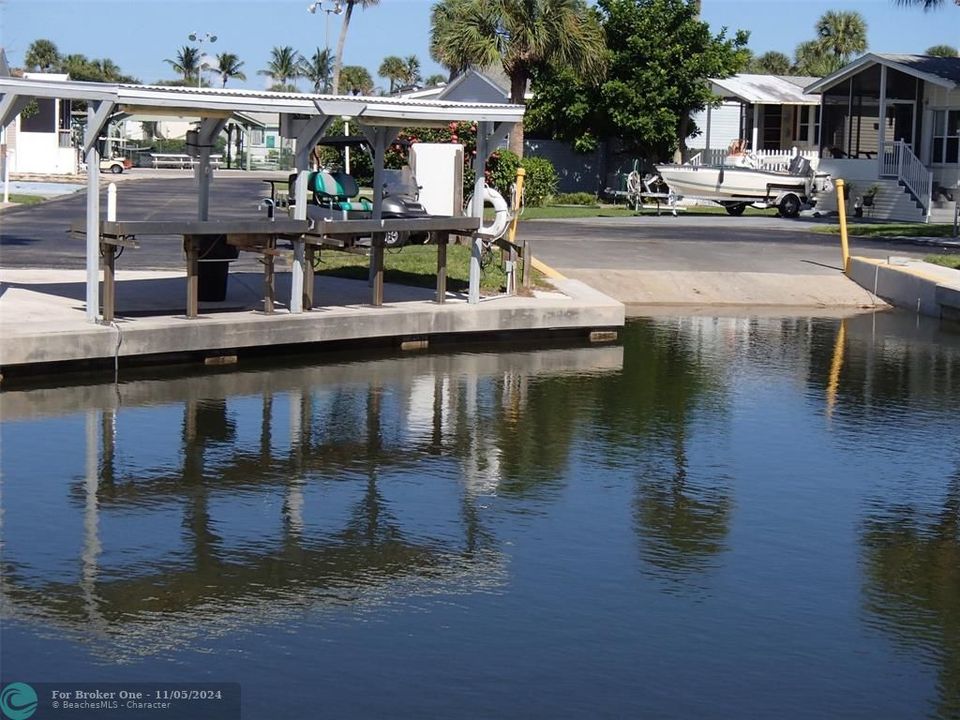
[[848, 256, 960, 322]]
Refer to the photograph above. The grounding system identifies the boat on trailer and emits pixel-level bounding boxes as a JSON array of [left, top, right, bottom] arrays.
[[654, 143, 827, 218]]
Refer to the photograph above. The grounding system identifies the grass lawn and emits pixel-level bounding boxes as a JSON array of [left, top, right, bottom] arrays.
[[314, 243, 545, 293], [4, 194, 46, 206], [925, 254, 960, 270], [814, 222, 958, 238]]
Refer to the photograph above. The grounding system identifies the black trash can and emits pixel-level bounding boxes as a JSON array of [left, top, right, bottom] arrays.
[[196, 234, 239, 302]]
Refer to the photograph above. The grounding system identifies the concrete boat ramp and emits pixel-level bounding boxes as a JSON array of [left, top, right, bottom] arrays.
[[0, 268, 624, 374]]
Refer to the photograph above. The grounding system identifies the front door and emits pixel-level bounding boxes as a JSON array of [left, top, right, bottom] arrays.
[[886, 101, 916, 150]]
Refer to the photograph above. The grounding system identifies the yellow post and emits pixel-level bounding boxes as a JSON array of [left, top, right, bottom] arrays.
[[835, 178, 850, 273]]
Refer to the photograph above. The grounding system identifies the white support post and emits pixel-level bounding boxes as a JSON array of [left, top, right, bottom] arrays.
[[751, 104, 760, 152], [291, 170, 309, 313], [107, 183, 117, 221], [469, 122, 491, 305], [705, 104, 712, 153], [196, 118, 227, 221], [85, 106, 101, 323], [878, 64, 888, 178]]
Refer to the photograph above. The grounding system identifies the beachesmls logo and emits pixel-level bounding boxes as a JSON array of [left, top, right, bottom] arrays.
[[0, 683, 38, 720]]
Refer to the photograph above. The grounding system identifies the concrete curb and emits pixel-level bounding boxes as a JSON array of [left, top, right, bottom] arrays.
[[848, 256, 960, 320]]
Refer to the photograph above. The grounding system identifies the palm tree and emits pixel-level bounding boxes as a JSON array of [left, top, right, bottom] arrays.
[[165, 46, 201, 84], [429, 0, 606, 156], [24, 39, 60, 71], [331, 0, 381, 95], [815, 10, 868, 64], [748, 50, 792, 75], [401, 55, 422, 89], [424, 73, 447, 87], [299, 48, 333, 93], [378, 55, 406, 94], [895, 0, 960, 8], [259, 46, 301, 90], [215, 52, 246, 87], [793, 40, 845, 77], [339, 65, 374, 95]]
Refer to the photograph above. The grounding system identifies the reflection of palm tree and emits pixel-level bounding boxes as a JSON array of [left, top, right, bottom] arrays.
[[862, 470, 960, 718]]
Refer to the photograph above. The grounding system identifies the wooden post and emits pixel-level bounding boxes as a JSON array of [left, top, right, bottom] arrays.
[[185, 235, 199, 318], [436, 232, 448, 304], [371, 233, 385, 306], [101, 244, 116, 323], [264, 249, 275, 314]]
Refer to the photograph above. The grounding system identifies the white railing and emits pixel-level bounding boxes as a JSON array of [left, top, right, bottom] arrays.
[[687, 147, 819, 170], [883, 140, 933, 218]]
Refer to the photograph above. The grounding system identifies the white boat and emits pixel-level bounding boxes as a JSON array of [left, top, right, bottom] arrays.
[[655, 150, 819, 217]]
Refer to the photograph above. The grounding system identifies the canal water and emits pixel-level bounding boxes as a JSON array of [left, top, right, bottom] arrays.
[[2, 313, 959, 719]]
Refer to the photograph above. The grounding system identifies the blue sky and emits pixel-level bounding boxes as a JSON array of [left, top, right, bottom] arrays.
[[0, 0, 955, 90]]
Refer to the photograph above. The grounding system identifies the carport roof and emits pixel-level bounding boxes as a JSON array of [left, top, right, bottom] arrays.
[[0, 76, 525, 126], [709, 74, 821, 105]]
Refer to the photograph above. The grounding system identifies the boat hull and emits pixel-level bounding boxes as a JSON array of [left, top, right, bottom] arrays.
[[655, 164, 810, 202]]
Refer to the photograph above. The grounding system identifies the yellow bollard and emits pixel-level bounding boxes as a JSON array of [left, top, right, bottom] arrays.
[[835, 178, 850, 273]]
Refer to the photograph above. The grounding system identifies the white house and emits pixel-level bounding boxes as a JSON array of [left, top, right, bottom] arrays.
[[6, 72, 78, 174], [806, 53, 960, 223]]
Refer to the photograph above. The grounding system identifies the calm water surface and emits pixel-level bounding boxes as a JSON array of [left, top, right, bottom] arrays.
[[2, 314, 959, 719]]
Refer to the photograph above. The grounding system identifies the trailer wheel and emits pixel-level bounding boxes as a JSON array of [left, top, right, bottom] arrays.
[[724, 203, 746, 216], [778, 193, 801, 219]]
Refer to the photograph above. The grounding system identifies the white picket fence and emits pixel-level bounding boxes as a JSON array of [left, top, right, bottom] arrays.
[[688, 148, 819, 171]]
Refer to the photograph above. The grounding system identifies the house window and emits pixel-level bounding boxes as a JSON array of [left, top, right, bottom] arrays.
[[932, 110, 960, 164], [794, 106, 820, 144], [250, 129, 264, 145]]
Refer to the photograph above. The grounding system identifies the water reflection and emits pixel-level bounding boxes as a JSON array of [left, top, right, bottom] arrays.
[[1, 347, 623, 660]]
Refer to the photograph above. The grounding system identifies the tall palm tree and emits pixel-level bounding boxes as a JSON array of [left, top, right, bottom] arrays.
[[895, 0, 960, 8], [378, 55, 406, 94], [331, 0, 381, 95], [259, 46, 301, 91], [430, 0, 606, 156], [215, 52, 246, 87], [793, 40, 844, 77], [165, 46, 201, 84], [24, 39, 60, 71], [815, 10, 868, 64], [299, 48, 334, 93]]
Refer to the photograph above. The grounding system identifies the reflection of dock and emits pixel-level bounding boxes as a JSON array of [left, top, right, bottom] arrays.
[[1, 344, 623, 659]]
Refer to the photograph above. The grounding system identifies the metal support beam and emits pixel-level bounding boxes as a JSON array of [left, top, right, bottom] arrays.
[[878, 64, 888, 178], [468, 121, 495, 305], [294, 115, 333, 171], [85, 105, 102, 323], [83, 100, 115, 155], [0, 94, 30, 129], [291, 170, 310, 313], [196, 118, 227, 221]]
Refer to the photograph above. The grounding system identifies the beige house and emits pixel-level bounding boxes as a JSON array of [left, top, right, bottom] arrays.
[[806, 53, 960, 223]]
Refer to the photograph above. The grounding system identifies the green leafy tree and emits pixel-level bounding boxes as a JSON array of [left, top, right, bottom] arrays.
[[339, 65, 374, 95], [748, 50, 792, 75], [165, 46, 200, 84], [259, 46, 301, 89], [429, 0, 606, 156], [424, 73, 447, 87], [378, 55, 406, 93], [300, 48, 334, 92], [215, 52, 246, 87], [526, 0, 749, 161], [793, 39, 844, 77], [59, 53, 137, 83], [927, 43, 959, 57], [332, 0, 381, 94], [24, 39, 60, 71]]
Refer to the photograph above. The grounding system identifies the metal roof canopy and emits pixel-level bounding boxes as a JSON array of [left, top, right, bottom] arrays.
[[805, 53, 959, 94], [709, 74, 821, 106], [0, 76, 523, 321]]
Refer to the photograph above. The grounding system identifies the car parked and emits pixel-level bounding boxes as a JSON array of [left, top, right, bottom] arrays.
[[100, 157, 133, 174]]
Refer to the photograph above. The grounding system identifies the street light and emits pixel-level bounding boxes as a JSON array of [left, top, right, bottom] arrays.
[[188, 31, 217, 88], [307, 1, 343, 93]]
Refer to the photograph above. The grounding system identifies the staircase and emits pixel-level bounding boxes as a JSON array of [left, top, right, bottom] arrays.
[[859, 178, 928, 223]]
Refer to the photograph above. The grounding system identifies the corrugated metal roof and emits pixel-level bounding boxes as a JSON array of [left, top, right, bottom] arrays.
[[710, 73, 821, 105]]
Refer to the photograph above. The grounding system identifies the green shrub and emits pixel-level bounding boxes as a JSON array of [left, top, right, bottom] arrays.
[[552, 191, 598, 206], [486, 149, 522, 199], [521, 156, 558, 207]]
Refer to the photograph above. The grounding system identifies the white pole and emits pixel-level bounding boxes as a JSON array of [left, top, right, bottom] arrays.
[[291, 170, 309, 313], [878, 64, 888, 177], [2, 149, 10, 205], [469, 122, 489, 305], [344, 118, 351, 173], [107, 182, 117, 221], [751, 104, 760, 152], [85, 106, 101, 323]]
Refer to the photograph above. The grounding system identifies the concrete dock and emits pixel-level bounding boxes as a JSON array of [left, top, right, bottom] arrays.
[[0, 267, 624, 371]]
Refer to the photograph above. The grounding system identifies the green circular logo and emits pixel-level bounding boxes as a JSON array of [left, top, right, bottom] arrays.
[[0, 683, 37, 720]]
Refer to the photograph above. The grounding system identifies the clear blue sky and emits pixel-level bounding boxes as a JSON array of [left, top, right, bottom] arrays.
[[0, 0, 955, 90]]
